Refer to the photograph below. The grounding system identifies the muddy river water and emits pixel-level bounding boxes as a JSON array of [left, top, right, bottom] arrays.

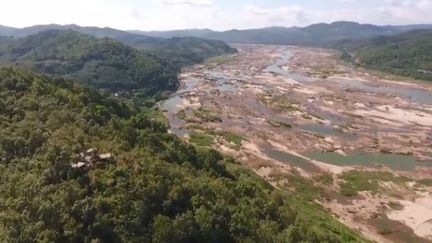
[[162, 44, 432, 175]]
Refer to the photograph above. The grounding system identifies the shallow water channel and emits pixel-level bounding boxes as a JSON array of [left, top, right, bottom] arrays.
[[163, 47, 432, 172], [306, 152, 432, 171], [262, 147, 320, 172], [329, 78, 432, 105], [268, 49, 432, 105]]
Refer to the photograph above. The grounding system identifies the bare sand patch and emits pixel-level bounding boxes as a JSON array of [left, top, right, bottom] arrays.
[[388, 196, 432, 240], [355, 105, 432, 127], [245, 84, 266, 94], [325, 190, 393, 243], [293, 87, 319, 95], [256, 166, 275, 178]]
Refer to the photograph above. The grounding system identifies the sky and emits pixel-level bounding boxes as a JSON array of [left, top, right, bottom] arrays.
[[0, 0, 432, 31]]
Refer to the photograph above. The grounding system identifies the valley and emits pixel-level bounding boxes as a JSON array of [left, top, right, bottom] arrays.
[[2, 1, 432, 242], [162, 44, 432, 242]]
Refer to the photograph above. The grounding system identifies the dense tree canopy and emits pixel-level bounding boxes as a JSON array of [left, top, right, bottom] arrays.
[[136, 37, 237, 70], [0, 29, 237, 95], [0, 67, 366, 242], [0, 30, 179, 93], [340, 30, 432, 81]]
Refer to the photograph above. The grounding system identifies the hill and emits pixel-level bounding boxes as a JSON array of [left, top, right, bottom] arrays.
[[138, 37, 237, 68], [0, 30, 178, 93], [131, 28, 214, 39], [135, 21, 432, 46], [0, 66, 366, 242], [0, 25, 18, 36], [0, 35, 13, 45], [342, 30, 432, 81], [0, 24, 160, 43], [204, 22, 400, 46], [3, 22, 432, 49], [0, 24, 237, 63]]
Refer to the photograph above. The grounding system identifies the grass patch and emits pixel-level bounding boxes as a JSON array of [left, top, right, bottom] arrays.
[[221, 132, 243, 146], [189, 132, 215, 147], [192, 106, 222, 123], [259, 94, 300, 112], [314, 173, 334, 186], [225, 165, 368, 242], [267, 119, 292, 128], [417, 178, 432, 186], [339, 171, 411, 197], [205, 54, 233, 64], [376, 218, 399, 235], [370, 215, 425, 242], [140, 106, 169, 125], [184, 124, 207, 130], [280, 174, 324, 201], [204, 129, 243, 149], [175, 109, 187, 120]]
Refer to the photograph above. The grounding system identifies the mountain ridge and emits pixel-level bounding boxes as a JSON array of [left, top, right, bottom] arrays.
[[131, 21, 432, 46], [340, 29, 432, 81], [0, 23, 237, 69], [0, 30, 178, 93], [2, 21, 432, 48], [0, 28, 236, 95]]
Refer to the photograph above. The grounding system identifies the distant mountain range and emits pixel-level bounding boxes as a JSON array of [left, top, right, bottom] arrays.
[[2, 21, 432, 48], [133, 21, 432, 46], [0, 24, 159, 44], [0, 24, 237, 68], [130, 28, 215, 39], [0, 27, 235, 94], [132, 21, 432, 81], [2, 21, 431, 82]]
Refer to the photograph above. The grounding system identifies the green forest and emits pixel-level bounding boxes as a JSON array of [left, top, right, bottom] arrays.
[[0, 67, 366, 242], [0, 30, 236, 94], [137, 37, 237, 70], [0, 30, 177, 93], [340, 30, 432, 81]]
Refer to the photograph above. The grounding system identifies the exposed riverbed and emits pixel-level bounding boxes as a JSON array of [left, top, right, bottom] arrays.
[[162, 45, 432, 174], [161, 45, 432, 242]]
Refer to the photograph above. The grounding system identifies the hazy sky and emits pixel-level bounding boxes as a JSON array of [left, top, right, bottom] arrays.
[[1, 0, 432, 30]]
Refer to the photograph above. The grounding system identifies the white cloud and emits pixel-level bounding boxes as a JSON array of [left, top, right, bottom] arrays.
[[240, 1, 432, 28], [0, 0, 432, 31], [374, 0, 432, 24], [0, 0, 136, 29], [240, 4, 310, 28], [160, 0, 214, 8]]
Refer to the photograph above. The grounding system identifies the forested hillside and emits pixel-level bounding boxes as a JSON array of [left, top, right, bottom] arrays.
[[137, 21, 430, 46], [0, 30, 178, 93], [341, 30, 432, 81], [0, 24, 164, 42], [0, 36, 13, 45], [0, 29, 236, 95], [0, 67, 366, 242], [0, 24, 237, 70], [204, 21, 400, 46], [137, 37, 237, 69]]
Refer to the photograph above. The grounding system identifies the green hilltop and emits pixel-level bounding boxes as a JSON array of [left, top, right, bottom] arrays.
[[0, 29, 236, 94], [0, 67, 367, 242], [342, 30, 432, 81], [0, 30, 178, 93]]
